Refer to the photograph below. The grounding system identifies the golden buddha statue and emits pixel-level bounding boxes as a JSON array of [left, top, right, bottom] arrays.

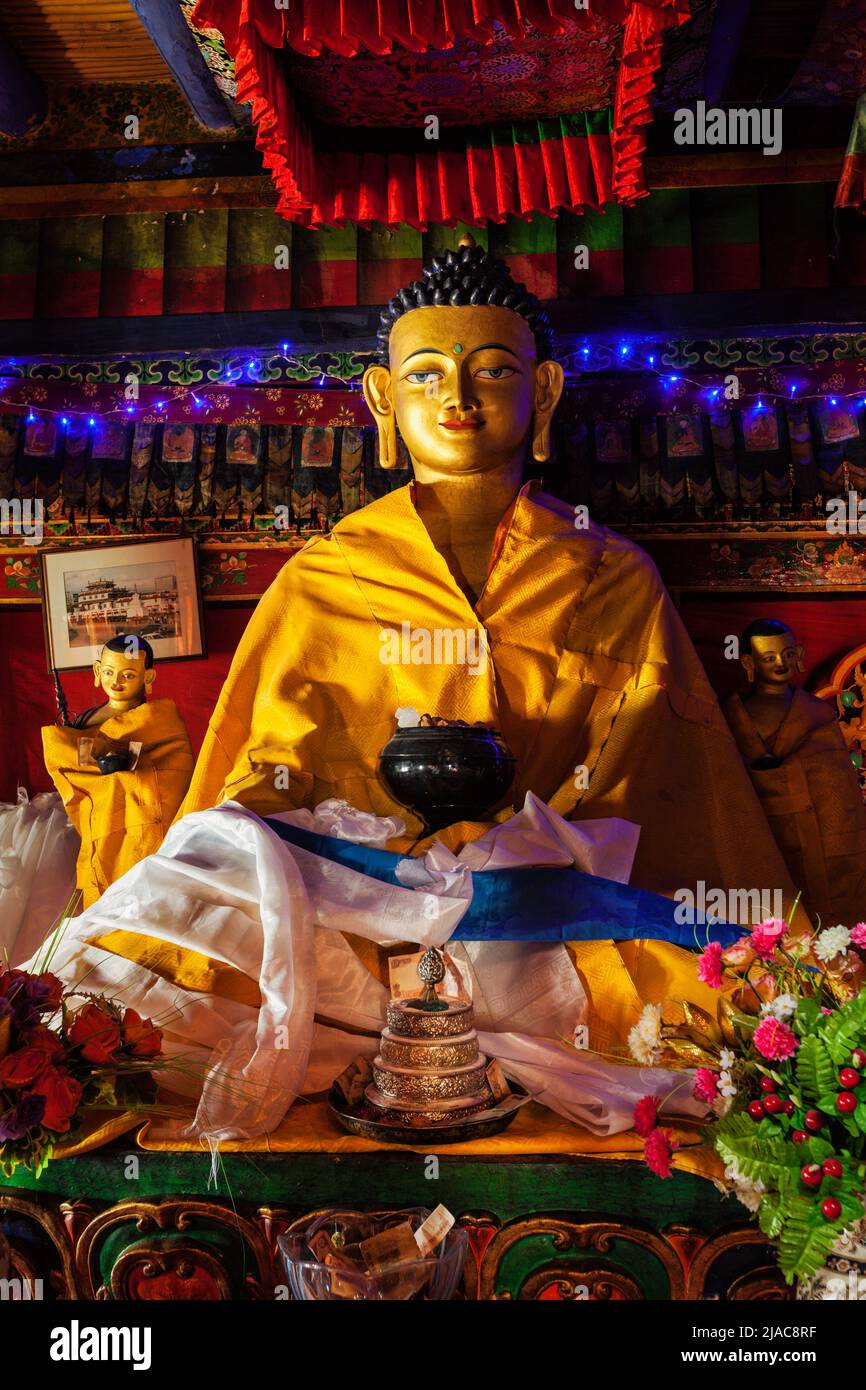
[[42, 635, 194, 908], [723, 618, 866, 926], [177, 235, 803, 1047]]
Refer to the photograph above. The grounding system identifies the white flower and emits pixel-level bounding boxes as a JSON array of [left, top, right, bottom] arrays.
[[635, 1003, 663, 1046], [719, 1048, 736, 1071], [627, 1004, 665, 1064], [627, 1025, 659, 1066], [718, 1070, 737, 1099], [813, 925, 851, 963], [724, 1159, 766, 1214], [760, 993, 798, 1020], [628, 1004, 663, 1064]]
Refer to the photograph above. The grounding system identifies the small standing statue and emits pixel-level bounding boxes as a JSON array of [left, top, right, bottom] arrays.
[[723, 618, 866, 926], [42, 635, 194, 908]]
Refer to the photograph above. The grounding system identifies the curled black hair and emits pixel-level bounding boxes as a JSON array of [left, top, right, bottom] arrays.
[[741, 618, 794, 653], [103, 634, 155, 669], [375, 238, 553, 364]]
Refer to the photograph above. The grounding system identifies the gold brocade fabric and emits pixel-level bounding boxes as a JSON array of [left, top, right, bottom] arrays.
[[134, 1097, 724, 1183], [90, 929, 263, 1008], [42, 699, 194, 908], [724, 689, 866, 927], [52, 1110, 142, 1160]]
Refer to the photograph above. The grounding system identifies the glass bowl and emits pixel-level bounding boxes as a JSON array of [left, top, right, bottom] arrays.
[[277, 1207, 467, 1301]]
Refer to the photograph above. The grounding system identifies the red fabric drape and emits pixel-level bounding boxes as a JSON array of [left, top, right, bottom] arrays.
[[303, 128, 612, 229], [196, 0, 619, 57], [835, 93, 866, 213], [612, 0, 690, 204], [193, 0, 690, 223]]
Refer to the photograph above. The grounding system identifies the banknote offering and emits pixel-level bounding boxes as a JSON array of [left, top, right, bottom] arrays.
[[359, 1221, 419, 1273], [485, 1058, 511, 1102], [333, 1054, 373, 1107], [388, 950, 470, 1002], [414, 1204, 455, 1257]]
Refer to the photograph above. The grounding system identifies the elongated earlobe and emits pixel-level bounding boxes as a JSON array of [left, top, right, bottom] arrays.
[[531, 417, 552, 463], [531, 359, 564, 463], [362, 364, 399, 470], [376, 414, 399, 470]]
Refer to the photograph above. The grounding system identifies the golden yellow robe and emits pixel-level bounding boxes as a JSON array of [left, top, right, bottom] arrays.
[[43, 698, 194, 909], [178, 481, 800, 1049], [724, 688, 866, 927]]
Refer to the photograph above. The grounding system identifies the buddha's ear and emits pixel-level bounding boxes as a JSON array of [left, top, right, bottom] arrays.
[[531, 360, 565, 463], [363, 363, 399, 470], [144, 667, 156, 695], [741, 652, 756, 683], [92, 658, 102, 689], [794, 643, 805, 674]]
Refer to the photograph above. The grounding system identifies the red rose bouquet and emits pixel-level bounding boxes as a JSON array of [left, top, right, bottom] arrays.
[[0, 964, 165, 1177]]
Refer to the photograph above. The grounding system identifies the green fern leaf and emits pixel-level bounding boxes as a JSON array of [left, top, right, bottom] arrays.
[[758, 1192, 784, 1239], [714, 1124, 801, 1189], [778, 1195, 842, 1282], [795, 1034, 835, 1103], [794, 998, 821, 1037], [822, 991, 866, 1066]]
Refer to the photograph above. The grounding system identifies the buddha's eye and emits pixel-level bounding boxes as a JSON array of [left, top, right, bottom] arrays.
[[475, 366, 516, 379], [405, 370, 443, 384]]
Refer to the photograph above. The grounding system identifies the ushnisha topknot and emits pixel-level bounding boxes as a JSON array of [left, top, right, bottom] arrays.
[[375, 231, 553, 364]]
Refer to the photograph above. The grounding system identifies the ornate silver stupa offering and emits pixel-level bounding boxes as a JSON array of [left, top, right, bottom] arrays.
[[329, 948, 528, 1144]]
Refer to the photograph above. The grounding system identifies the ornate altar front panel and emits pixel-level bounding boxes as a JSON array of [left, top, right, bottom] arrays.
[[0, 1145, 789, 1302]]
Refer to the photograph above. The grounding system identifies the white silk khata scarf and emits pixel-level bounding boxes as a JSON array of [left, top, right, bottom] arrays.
[[28, 798, 704, 1142]]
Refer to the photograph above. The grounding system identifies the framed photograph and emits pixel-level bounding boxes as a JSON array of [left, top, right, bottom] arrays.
[[41, 537, 206, 673]]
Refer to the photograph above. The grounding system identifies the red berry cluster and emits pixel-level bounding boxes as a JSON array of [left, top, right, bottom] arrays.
[[748, 1055, 865, 1223], [747, 1075, 795, 1122], [800, 1160, 843, 1220]]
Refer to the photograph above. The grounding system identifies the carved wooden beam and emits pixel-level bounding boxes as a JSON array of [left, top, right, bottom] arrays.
[[127, 0, 235, 132], [0, 28, 46, 137]]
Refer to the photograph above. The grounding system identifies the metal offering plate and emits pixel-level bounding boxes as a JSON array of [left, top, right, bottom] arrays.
[[328, 1081, 531, 1146]]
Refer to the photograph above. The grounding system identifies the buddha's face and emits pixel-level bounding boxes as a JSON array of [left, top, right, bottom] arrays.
[[742, 631, 802, 693], [363, 305, 563, 482], [93, 647, 154, 708]]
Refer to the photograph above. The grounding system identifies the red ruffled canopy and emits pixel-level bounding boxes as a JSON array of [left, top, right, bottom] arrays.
[[835, 93, 866, 214], [193, 0, 690, 225]]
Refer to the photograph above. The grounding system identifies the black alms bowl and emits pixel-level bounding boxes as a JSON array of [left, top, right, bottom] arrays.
[[378, 724, 516, 832], [97, 750, 131, 775]]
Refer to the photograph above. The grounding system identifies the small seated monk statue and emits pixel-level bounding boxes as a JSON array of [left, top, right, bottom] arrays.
[[42, 635, 194, 908], [723, 618, 866, 926]]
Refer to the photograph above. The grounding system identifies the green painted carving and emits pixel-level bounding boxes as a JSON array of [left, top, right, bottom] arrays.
[[495, 1231, 672, 1301], [96, 1223, 254, 1295]]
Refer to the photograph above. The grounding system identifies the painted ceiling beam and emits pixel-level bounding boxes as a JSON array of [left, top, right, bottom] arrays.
[[0, 28, 46, 137], [703, 0, 755, 107], [126, 0, 235, 132], [5, 289, 866, 357]]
